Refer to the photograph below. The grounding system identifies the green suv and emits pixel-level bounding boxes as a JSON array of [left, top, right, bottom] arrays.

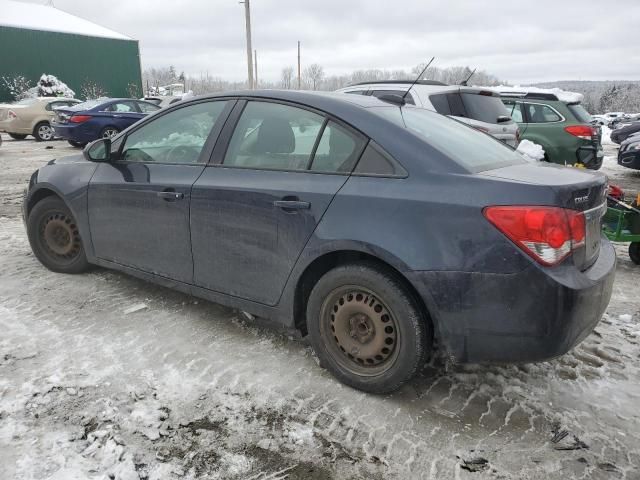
[[500, 91, 603, 170]]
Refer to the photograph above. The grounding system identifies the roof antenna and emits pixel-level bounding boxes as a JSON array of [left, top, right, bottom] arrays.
[[460, 68, 476, 86], [402, 57, 435, 103]]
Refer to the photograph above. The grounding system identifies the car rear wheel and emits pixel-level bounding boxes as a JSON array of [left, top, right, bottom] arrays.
[[9, 133, 27, 140], [33, 121, 54, 142], [68, 140, 86, 148], [306, 262, 430, 393], [27, 196, 90, 274], [101, 127, 119, 139], [629, 242, 640, 265]]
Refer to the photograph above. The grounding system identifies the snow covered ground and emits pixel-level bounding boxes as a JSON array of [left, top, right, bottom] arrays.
[[0, 135, 639, 480]]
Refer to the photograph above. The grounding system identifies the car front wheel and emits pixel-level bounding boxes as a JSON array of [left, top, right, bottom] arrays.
[[33, 121, 54, 141], [27, 196, 90, 274], [306, 262, 430, 393]]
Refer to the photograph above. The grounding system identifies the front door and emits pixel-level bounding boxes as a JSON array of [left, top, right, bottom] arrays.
[[88, 99, 233, 283], [190, 100, 367, 305]]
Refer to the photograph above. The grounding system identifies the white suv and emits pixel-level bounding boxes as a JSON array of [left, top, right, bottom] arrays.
[[336, 81, 520, 147]]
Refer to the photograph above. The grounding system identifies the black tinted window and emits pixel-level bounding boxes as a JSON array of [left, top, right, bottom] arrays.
[[446, 93, 467, 117], [354, 142, 402, 176], [311, 121, 366, 173], [567, 104, 592, 123], [461, 93, 512, 124], [525, 103, 561, 123], [345, 90, 366, 95], [371, 90, 415, 105], [429, 94, 451, 115]]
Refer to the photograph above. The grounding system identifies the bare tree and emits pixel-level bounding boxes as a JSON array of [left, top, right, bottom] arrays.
[[1, 75, 33, 100], [303, 64, 324, 90], [80, 79, 108, 100], [280, 67, 294, 89]]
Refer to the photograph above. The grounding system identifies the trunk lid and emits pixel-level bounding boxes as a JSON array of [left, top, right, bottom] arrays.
[[481, 162, 607, 269]]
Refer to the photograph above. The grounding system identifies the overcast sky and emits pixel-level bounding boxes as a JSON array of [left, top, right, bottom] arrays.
[[34, 0, 640, 84]]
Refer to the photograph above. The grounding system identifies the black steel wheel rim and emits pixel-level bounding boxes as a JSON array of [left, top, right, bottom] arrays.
[[319, 285, 400, 377], [40, 212, 81, 261]]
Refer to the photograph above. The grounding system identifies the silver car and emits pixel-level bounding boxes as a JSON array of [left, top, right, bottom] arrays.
[[336, 81, 520, 147]]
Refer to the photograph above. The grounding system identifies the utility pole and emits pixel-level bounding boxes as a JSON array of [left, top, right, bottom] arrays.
[[239, 0, 254, 89], [254, 50, 258, 89], [297, 41, 301, 90]]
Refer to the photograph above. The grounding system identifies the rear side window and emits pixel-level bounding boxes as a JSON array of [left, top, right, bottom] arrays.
[[567, 104, 592, 123], [446, 93, 467, 117], [371, 106, 525, 172], [370, 90, 415, 105], [429, 94, 451, 115], [104, 101, 138, 113], [525, 103, 562, 123], [354, 142, 404, 176], [223, 101, 325, 171], [460, 93, 512, 124], [311, 121, 366, 173]]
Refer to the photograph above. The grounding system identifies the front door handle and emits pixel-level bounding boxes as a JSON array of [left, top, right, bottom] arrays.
[[273, 199, 310, 211], [157, 191, 184, 201]]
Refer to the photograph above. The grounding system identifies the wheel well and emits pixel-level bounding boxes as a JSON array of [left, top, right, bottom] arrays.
[[27, 188, 59, 216], [293, 250, 433, 338]]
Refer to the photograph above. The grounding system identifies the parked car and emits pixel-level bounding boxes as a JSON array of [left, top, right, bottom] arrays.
[[0, 97, 81, 141], [52, 98, 161, 147], [335, 81, 520, 147], [610, 122, 640, 144], [498, 90, 603, 169], [142, 96, 183, 108], [23, 91, 614, 393], [618, 135, 640, 170]]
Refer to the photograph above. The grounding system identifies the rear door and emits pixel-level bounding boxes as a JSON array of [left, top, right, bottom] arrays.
[[190, 100, 367, 305], [100, 100, 146, 131], [88, 99, 233, 283]]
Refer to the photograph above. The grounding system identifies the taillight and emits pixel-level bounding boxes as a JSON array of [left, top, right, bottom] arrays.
[[564, 125, 597, 140], [8, 110, 17, 119], [69, 115, 92, 123], [483, 206, 586, 266]]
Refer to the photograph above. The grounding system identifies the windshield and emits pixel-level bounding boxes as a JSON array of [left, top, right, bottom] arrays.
[[461, 93, 513, 124], [371, 106, 525, 172], [567, 104, 592, 123], [14, 98, 38, 106]]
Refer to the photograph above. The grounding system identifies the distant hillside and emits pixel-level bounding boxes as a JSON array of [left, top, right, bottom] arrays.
[[530, 80, 640, 114]]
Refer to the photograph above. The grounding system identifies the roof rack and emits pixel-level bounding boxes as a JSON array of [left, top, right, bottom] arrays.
[[498, 91, 559, 101], [348, 80, 448, 87]]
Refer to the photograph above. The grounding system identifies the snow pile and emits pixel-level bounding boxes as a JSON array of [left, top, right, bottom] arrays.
[[488, 86, 584, 104], [37, 74, 75, 98], [600, 125, 614, 145], [517, 139, 545, 162]]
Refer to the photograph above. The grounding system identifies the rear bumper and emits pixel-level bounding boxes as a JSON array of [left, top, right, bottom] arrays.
[[52, 123, 97, 143], [407, 237, 616, 364]]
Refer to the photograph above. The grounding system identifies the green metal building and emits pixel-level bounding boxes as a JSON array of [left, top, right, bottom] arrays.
[[0, 0, 142, 102]]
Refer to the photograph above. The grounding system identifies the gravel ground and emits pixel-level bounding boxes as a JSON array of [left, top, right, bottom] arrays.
[[0, 134, 639, 480]]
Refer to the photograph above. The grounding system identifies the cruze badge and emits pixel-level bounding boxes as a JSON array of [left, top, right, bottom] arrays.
[[574, 195, 589, 205]]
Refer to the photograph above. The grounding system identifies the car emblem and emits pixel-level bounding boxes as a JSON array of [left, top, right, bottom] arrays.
[[574, 195, 589, 205]]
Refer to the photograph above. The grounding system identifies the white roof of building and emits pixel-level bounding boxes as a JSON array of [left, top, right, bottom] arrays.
[[0, 0, 133, 40]]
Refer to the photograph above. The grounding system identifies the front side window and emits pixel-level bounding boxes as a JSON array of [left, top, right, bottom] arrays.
[[371, 106, 525, 172], [121, 100, 229, 164], [223, 101, 325, 171], [526, 103, 562, 123], [310, 121, 366, 173]]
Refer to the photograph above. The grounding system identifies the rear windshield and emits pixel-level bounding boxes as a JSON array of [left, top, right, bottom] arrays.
[[460, 93, 512, 124], [69, 99, 105, 110], [371, 106, 525, 172], [567, 104, 592, 123]]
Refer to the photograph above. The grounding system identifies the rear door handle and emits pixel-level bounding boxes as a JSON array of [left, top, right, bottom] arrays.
[[157, 191, 184, 201], [273, 200, 310, 210]]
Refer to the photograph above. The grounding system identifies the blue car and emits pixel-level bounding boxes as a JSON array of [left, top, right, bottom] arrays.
[[53, 98, 161, 147]]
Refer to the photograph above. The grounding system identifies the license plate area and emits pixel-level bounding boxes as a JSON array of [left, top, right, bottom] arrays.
[[584, 203, 605, 262]]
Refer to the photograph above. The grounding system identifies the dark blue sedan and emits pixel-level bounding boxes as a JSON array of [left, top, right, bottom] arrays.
[[23, 91, 614, 393], [52, 98, 161, 147]]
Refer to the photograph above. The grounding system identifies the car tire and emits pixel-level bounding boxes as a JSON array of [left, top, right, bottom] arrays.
[[33, 121, 54, 142], [100, 126, 120, 139], [27, 196, 90, 274], [306, 262, 430, 394], [8, 133, 28, 140], [68, 140, 86, 148], [629, 242, 640, 265]]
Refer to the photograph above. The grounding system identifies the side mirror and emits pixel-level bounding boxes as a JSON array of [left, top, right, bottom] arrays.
[[84, 138, 111, 162]]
